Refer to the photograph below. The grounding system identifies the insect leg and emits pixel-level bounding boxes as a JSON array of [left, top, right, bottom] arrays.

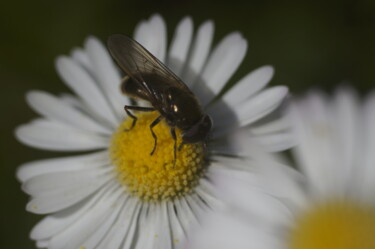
[[170, 127, 177, 167], [124, 105, 155, 130], [149, 115, 163, 156], [178, 141, 185, 151]]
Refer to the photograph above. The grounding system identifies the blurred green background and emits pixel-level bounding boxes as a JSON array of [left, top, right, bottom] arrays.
[[1, 0, 375, 247]]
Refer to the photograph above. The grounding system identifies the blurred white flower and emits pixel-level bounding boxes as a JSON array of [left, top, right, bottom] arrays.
[[186, 87, 375, 249], [15, 14, 291, 249]]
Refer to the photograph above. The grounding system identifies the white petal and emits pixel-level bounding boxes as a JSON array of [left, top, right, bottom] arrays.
[[250, 117, 290, 135], [95, 198, 141, 249], [17, 151, 109, 183], [167, 201, 185, 244], [174, 198, 199, 235], [26, 90, 112, 134], [289, 91, 343, 197], [167, 17, 193, 77], [80, 195, 127, 249], [235, 86, 288, 127], [357, 90, 375, 197], [220, 65, 274, 107], [57, 93, 84, 109], [85, 36, 129, 119], [181, 196, 205, 223], [30, 182, 114, 240], [214, 182, 282, 227], [24, 168, 113, 214], [188, 208, 283, 249], [252, 132, 295, 152], [153, 202, 172, 249], [331, 87, 361, 189], [195, 179, 222, 209], [209, 158, 307, 211], [132, 20, 150, 51], [194, 32, 247, 105], [134, 203, 157, 249], [48, 186, 123, 249], [15, 120, 109, 151], [134, 14, 167, 62], [56, 56, 118, 127], [212, 86, 288, 133], [71, 48, 93, 73], [58, 93, 113, 124], [36, 240, 49, 248], [210, 127, 270, 157], [182, 20, 214, 86], [121, 200, 143, 249]]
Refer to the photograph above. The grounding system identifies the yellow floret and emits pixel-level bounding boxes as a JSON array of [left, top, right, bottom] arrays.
[[110, 112, 206, 202]]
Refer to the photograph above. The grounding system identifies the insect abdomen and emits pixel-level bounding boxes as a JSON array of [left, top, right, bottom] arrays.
[[121, 76, 149, 100]]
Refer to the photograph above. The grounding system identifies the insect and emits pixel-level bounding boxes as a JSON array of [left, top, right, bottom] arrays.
[[107, 34, 212, 160]]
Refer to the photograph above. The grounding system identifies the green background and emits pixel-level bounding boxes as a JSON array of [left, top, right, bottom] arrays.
[[1, 0, 375, 248]]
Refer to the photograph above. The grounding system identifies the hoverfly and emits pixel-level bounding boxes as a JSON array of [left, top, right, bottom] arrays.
[[107, 34, 212, 160]]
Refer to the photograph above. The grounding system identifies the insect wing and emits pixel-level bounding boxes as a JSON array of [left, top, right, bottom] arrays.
[[107, 34, 191, 94]]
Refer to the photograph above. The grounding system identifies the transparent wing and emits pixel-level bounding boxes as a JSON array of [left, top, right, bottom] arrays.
[[107, 34, 191, 93]]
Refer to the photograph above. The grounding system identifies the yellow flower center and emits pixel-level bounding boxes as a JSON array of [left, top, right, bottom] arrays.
[[110, 112, 206, 202], [289, 200, 375, 249]]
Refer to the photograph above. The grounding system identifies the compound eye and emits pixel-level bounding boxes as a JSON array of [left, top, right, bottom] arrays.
[[172, 104, 179, 113]]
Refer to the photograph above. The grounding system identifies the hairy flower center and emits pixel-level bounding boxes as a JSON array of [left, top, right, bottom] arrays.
[[289, 200, 375, 249], [110, 112, 206, 202]]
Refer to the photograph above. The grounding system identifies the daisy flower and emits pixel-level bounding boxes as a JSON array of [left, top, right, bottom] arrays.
[[15, 14, 290, 249], [186, 87, 375, 249]]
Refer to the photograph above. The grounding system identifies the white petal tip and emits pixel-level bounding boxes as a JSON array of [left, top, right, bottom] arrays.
[[262, 65, 275, 75], [16, 166, 26, 183], [26, 201, 43, 214], [148, 14, 166, 28], [225, 32, 248, 53], [203, 19, 214, 27], [199, 20, 215, 35], [14, 125, 26, 144], [226, 32, 245, 47], [85, 35, 98, 43], [181, 16, 193, 26], [84, 36, 101, 49], [54, 56, 69, 71], [273, 86, 289, 101], [25, 90, 40, 104], [150, 13, 163, 21]]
